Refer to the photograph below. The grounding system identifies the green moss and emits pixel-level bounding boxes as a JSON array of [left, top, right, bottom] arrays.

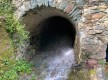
[[68, 68, 90, 80], [0, 59, 32, 80], [0, 0, 32, 80], [0, 0, 29, 50], [89, 69, 96, 75]]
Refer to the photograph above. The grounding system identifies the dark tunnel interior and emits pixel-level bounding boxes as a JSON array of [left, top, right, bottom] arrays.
[[106, 44, 108, 62], [30, 16, 76, 52]]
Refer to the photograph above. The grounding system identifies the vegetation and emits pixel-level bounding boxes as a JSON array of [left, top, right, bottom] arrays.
[[0, 0, 29, 49], [0, 60, 32, 80], [0, 0, 32, 80]]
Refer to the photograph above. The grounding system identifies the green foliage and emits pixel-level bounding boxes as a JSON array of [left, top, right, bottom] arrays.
[[0, 0, 29, 49], [14, 60, 32, 74], [0, 1, 33, 80], [98, 59, 105, 65], [30, 74, 36, 80], [0, 59, 32, 80], [68, 68, 90, 80]]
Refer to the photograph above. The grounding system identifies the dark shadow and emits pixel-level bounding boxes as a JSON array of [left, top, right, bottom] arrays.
[[29, 16, 76, 79], [106, 44, 108, 62], [30, 16, 76, 52]]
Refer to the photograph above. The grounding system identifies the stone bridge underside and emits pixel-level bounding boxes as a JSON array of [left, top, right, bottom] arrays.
[[13, 0, 108, 63]]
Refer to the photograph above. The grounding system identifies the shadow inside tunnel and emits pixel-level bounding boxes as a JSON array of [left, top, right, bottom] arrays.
[[29, 16, 76, 80]]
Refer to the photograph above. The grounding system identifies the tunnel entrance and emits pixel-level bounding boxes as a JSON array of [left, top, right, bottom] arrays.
[[106, 44, 108, 62], [22, 7, 77, 80], [30, 16, 76, 52], [29, 15, 76, 80]]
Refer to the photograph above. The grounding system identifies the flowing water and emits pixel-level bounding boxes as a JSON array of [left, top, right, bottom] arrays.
[[31, 38, 76, 80], [45, 48, 75, 80]]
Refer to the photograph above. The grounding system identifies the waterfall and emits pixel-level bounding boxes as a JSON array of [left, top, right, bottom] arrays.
[[32, 38, 76, 80], [45, 48, 75, 80]]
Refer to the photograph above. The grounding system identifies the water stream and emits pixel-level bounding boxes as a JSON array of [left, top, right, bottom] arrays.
[[31, 38, 76, 80], [45, 48, 75, 80]]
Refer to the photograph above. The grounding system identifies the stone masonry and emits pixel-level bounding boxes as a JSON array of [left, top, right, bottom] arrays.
[[12, 0, 108, 63]]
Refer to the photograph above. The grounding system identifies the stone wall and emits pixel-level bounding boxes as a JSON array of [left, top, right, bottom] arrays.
[[79, 0, 108, 60], [12, 0, 108, 62]]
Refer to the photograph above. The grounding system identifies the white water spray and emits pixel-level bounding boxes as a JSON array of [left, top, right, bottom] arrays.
[[32, 36, 76, 80], [44, 48, 75, 80]]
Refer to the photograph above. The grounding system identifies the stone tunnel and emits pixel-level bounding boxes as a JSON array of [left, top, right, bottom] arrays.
[[21, 7, 78, 60], [0, 0, 108, 80], [12, 0, 108, 63]]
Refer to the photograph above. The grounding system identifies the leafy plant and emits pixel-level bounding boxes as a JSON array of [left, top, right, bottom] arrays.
[[0, 0, 29, 52], [0, 59, 32, 80], [0, 0, 34, 80]]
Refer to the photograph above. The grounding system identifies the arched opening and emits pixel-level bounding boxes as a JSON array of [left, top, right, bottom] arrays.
[[30, 16, 76, 52], [22, 7, 77, 79], [28, 15, 76, 79]]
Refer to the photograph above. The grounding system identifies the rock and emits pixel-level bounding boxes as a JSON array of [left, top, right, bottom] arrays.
[[103, 31, 108, 35], [57, 0, 63, 4], [12, 0, 22, 8], [80, 16, 86, 22], [91, 9, 100, 14], [89, 0, 99, 6], [84, 14, 92, 20], [90, 6, 98, 10], [83, 8, 91, 15], [88, 30, 95, 35], [64, 2, 74, 13], [105, 8, 108, 14], [86, 59, 98, 69], [37, 0, 44, 7], [92, 13, 105, 20], [30, 0, 38, 9], [99, 3, 107, 9], [19, 4, 28, 12], [15, 10, 25, 19], [94, 25, 105, 33], [100, 35, 108, 43], [76, 0, 85, 6], [23, 1, 31, 11], [59, 1, 68, 10]]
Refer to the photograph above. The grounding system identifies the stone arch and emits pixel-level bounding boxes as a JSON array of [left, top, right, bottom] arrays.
[[13, 0, 82, 62], [29, 15, 76, 51]]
